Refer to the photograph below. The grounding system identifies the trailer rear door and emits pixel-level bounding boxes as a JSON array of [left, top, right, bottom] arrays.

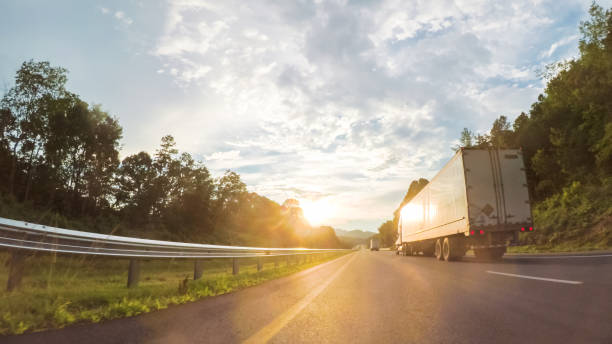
[[462, 149, 531, 229], [463, 150, 500, 228], [497, 150, 532, 225]]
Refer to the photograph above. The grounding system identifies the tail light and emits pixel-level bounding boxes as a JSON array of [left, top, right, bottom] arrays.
[[470, 230, 475, 236], [529, 227, 534, 231], [521, 227, 525, 232], [479, 230, 485, 235]]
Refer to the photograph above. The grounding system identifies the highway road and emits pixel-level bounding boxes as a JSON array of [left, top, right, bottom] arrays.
[[5, 250, 612, 344]]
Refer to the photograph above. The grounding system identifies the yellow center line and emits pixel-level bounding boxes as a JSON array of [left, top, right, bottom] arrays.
[[243, 252, 358, 344]]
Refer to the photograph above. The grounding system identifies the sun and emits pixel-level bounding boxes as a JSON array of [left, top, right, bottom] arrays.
[[300, 198, 334, 226]]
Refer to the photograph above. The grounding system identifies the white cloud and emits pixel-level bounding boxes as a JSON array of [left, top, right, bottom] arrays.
[[114, 11, 133, 25], [144, 0, 584, 230], [541, 34, 579, 58], [206, 150, 240, 161], [100, 7, 133, 26]]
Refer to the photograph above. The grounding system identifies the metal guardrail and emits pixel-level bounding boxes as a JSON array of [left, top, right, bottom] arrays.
[[0, 217, 350, 291]]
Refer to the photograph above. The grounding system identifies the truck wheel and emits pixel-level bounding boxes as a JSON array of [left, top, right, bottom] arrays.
[[435, 239, 443, 260], [442, 237, 452, 261]]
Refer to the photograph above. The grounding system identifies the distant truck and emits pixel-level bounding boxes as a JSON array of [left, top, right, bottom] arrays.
[[370, 238, 380, 251], [397, 148, 533, 261]]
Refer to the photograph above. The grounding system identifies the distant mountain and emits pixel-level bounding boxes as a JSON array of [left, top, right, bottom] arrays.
[[334, 228, 375, 239]]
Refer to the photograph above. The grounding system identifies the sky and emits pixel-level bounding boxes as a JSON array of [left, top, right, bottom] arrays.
[[1, 0, 609, 231]]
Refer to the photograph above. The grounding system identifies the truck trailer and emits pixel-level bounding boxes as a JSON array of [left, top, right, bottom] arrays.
[[397, 148, 533, 261]]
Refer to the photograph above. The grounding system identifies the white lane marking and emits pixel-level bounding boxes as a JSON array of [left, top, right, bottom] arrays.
[[509, 254, 612, 259], [486, 271, 583, 285], [243, 252, 358, 344]]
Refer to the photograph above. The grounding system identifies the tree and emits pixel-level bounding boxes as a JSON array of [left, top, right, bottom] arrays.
[[115, 151, 157, 219], [460, 128, 473, 147], [166, 153, 216, 238], [0, 107, 16, 191], [490, 115, 514, 148], [579, 2, 609, 50], [215, 170, 247, 220], [453, 128, 473, 151], [41, 95, 78, 205], [152, 135, 179, 215], [82, 105, 122, 213], [0, 60, 68, 196], [377, 220, 396, 247]]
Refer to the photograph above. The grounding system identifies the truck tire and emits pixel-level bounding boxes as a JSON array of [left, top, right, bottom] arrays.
[[435, 239, 443, 260], [442, 237, 452, 261], [441, 237, 465, 261]]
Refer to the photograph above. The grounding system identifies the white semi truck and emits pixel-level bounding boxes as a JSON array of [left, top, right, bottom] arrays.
[[397, 148, 533, 261]]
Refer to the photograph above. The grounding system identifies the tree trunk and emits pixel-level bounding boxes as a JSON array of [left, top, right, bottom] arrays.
[[47, 183, 57, 209], [23, 164, 35, 202], [8, 143, 19, 196], [23, 146, 40, 202], [80, 195, 87, 216]]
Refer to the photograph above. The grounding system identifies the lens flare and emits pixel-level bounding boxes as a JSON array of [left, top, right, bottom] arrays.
[[300, 198, 334, 226]]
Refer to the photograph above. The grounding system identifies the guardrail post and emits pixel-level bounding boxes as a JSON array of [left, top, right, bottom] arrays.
[[194, 260, 203, 280], [232, 258, 239, 275], [257, 258, 263, 272], [127, 259, 140, 288], [6, 250, 26, 292]]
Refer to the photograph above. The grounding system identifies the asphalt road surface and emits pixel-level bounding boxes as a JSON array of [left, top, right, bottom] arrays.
[[5, 250, 612, 344]]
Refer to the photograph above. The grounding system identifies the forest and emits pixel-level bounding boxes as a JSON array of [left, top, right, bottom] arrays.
[[379, 4, 612, 251], [0, 63, 342, 248]]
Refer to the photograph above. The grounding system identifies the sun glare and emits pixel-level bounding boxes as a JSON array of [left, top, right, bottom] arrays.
[[300, 199, 334, 226], [400, 203, 423, 223]]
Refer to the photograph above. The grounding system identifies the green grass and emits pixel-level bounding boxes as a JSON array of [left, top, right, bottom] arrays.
[[507, 242, 611, 254], [0, 251, 348, 335]]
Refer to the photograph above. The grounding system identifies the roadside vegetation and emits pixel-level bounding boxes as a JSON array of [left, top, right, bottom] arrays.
[[379, 3, 612, 252], [0, 251, 348, 335]]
